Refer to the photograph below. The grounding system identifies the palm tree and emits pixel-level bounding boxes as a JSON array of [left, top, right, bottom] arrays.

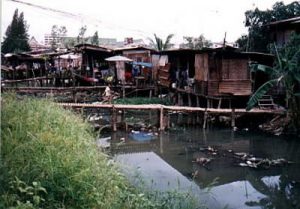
[[149, 34, 174, 51], [246, 41, 300, 130]]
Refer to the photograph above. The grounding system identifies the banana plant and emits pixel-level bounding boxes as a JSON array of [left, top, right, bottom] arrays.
[[246, 45, 300, 111]]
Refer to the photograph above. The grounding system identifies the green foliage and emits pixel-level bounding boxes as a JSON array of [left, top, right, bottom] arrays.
[[77, 25, 88, 44], [182, 35, 212, 49], [246, 78, 279, 110], [2, 9, 30, 53], [236, 1, 300, 52], [247, 38, 300, 129], [114, 97, 172, 105], [0, 94, 200, 209], [149, 34, 174, 51], [50, 25, 67, 49], [91, 31, 100, 46]]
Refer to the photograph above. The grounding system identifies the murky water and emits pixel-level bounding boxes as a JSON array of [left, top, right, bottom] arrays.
[[108, 128, 300, 209]]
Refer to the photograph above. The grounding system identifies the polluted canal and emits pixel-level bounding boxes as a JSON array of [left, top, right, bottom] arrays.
[[92, 110, 300, 209]]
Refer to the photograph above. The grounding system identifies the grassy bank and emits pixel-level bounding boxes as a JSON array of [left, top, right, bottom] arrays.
[[0, 94, 197, 209]]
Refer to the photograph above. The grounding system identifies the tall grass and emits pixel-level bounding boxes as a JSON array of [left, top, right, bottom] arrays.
[[0, 94, 198, 209]]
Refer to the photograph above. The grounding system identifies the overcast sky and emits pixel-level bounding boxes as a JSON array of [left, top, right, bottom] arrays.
[[1, 0, 296, 45]]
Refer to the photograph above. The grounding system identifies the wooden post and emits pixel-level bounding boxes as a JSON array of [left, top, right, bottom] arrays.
[[196, 96, 200, 107], [196, 112, 200, 124], [218, 98, 222, 109], [160, 106, 164, 131], [180, 93, 183, 106], [206, 98, 210, 108], [203, 111, 208, 129], [159, 133, 164, 154], [231, 108, 236, 128], [112, 106, 117, 132], [149, 89, 152, 99], [122, 84, 125, 98], [188, 93, 192, 107]]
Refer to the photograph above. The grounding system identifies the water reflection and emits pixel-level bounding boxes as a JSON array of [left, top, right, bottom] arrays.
[[111, 128, 300, 209]]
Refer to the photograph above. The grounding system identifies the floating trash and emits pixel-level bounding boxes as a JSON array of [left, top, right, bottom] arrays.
[[96, 137, 111, 149], [129, 131, 154, 142]]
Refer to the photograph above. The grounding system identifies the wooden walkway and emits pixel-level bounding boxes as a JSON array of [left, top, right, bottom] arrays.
[[58, 102, 284, 114], [58, 103, 285, 130]]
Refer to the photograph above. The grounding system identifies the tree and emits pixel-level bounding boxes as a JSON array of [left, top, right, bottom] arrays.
[[236, 1, 300, 52], [149, 34, 174, 51], [77, 26, 87, 44], [181, 35, 212, 49], [50, 25, 67, 49], [91, 31, 99, 46], [2, 9, 30, 53], [247, 34, 300, 131]]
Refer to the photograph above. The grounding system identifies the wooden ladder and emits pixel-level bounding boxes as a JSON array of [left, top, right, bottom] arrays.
[[258, 95, 275, 109]]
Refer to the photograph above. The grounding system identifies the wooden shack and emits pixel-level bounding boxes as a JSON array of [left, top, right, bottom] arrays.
[[74, 44, 113, 84], [158, 49, 196, 88], [115, 46, 158, 84], [268, 16, 300, 47], [194, 47, 274, 107]]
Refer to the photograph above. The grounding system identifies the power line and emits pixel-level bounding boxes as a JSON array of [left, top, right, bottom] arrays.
[[6, 0, 153, 38]]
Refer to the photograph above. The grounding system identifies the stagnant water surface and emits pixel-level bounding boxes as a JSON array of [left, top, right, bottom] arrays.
[[108, 128, 300, 209]]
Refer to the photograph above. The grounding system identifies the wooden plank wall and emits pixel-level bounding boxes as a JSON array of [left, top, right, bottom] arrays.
[[194, 54, 208, 81], [219, 80, 252, 95], [221, 59, 249, 80], [158, 63, 171, 87], [207, 81, 219, 96]]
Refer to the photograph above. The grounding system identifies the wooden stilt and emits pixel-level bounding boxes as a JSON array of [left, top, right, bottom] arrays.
[[159, 133, 164, 154], [203, 111, 208, 129], [196, 112, 200, 124], [196, 96, 200, 107], [188, 93, 192, 107], [231, 108, 236, 128], [187, 113, 192, 125], [160, 106, 164, 131], [112, 106, 117, 132], [122, 85, 125, 98], [149, 89, 152, 99], [218, 98, 222, 109]]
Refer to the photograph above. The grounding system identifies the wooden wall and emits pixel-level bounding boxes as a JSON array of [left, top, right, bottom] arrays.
[[219, 80, 252, 95], [221, 59, 249, 80], [158, 63, 171, 87], [194, 54, 208, 81], [194, 53, 252, 96]]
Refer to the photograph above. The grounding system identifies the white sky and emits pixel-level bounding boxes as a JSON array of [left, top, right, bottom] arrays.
[[1, 0, 296, 45]]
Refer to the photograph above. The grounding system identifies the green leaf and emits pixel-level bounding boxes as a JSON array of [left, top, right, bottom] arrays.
[[246, 78, 279, 111], [250, 64, 274, 74]]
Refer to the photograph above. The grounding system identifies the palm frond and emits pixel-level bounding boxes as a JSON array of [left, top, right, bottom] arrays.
[[246, 78, 279, 111], [163, 34, 174, 50]]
